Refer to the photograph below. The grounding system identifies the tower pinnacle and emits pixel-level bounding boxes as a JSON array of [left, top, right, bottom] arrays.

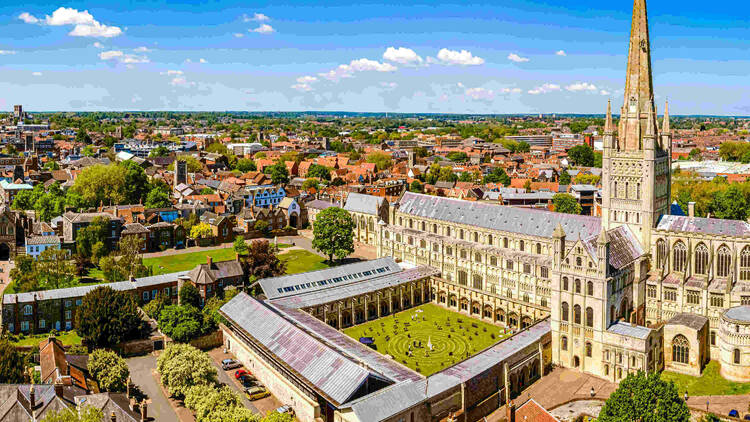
[[604, 99, 613, 134], [662, 100, 670, 133]]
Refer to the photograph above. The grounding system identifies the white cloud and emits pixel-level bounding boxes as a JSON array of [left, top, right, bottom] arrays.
[[161, 70, 184, 76], [99, 50, 149, 64], [600, 89, 611, 96], [383, 47, 423, 65], [134, 46, 151, 52], [170, 76, 195, 87], [18, 12, 39, 24], [501, 87, 522, 94], [233, 33, 244, 38], [565, 82, 598, 92], [44, 7, 95, 25], [199, 58, 207, 63], [291, 83, 313, 92], [32, 71, 42, 76], [251, 24, 274, 34], [465, 87, 495, 100], [0, 50, 17, 55], [457, 82, 465, 88], [297, 76, 318, 84], [69, 22, 122, 38], [436, 49, 484, 66], [507, 53, 529, 63], [528, 83, 561, 95], [93, 42, 104, 49], [319, 58, 397, 81], [556, 50, 567, 56], [244, 12, 270, 22], [380, 82, 398, 89]]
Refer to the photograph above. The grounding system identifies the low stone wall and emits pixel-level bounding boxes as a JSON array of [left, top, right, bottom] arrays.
[[116, 336, 163, 357], [189, 330, 223, 351]]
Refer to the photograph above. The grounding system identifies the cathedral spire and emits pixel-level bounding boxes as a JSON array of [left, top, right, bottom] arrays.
[[604, 99, 613, 134], [662, 99, 670, 133]]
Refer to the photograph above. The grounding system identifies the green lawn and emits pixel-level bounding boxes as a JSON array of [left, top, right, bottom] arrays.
[[279, 249, 329, 274], [143, 247, 240, 275], [343, 303, 510, 376], [661, 360, 750, 396], [10, 331, 82, 347]]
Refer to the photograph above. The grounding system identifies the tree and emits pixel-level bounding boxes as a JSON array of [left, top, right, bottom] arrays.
[[88, 349, 129, 392], [158, 304, 212, 343], [265, 163, 289, 185], [120, 160, 150, 204], [483, 167, 511, 186], [157, 343, 217, 398], [559, 170, 571, 185], [76, 286, 145, 349], [0, 338, 25, 383], [567, 144, 595, 167], [200, 187, 215, 195], [301, 179, 319, 191], [40, 406, 103, 422], [75, 128, 91, 143], [76, 217, 110, 259], [143, 294, 171, 320], [235, 158, 257, 172], [70, 164, 127, 208], [244, 240, 286, 280], [710, 185, 748, 220], [366, 151, 392, 171], [149, 145, 170, 157], [185, 385, 245, 422], [253, 220, 270, 234], [170, 155, 203, 173], [145, 181, 172, 208], [312, 207, 355, 262], [9, 255, 39, 293], [598, 371, 689, 422], [446, 151, 468, 162], [409, 180, 423, 193], [36, 248, 76, 290], [190, 223, 213, 239], [180, 282, 201, 308], [552, 193, 582, 215], [307, 164, 331, 181], [233, 236, 249, 256]]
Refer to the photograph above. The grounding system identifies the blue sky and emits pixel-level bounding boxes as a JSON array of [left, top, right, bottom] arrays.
[[1, 0, 749, 114]]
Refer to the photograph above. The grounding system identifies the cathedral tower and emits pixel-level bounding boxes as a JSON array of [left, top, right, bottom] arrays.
[[601, 0, 671, 249]]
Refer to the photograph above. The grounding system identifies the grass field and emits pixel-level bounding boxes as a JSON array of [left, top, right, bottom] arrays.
[[280, 249, 329, 274], [343, 303, 510, 375], [10, 331, 82, 347], [143, 247, 240, 275], [661, 360, 750, 396]]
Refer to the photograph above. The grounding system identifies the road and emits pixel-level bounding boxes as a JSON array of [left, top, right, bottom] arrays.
[[208, 348, 260, 414], [127, 355, 179, 422]]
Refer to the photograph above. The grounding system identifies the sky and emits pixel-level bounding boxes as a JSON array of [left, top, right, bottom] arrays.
[[1, 0, 749, 115]]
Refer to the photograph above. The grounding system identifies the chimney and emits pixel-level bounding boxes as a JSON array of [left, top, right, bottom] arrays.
[[688, 202, 696, 218], [126, 377, 132, 398], [54, 381, 63, 398], [506, 400, 515, 422], [29, 385, 35, 409], [111, 411, 117, 422], [66, 361, 70, 376], [207, 256, 213, 267], [140, 402, 148, 422]]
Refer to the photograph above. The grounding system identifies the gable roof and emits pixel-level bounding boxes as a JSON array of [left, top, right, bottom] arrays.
[[656, 214, 750, 237], [343, 193, 385, 216]]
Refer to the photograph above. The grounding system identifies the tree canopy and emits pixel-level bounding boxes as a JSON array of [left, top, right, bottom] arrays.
[[598, 371, 690, 422], [75, 286, 145, 349], [0, 338, 25, 383], [567, 144, 595, 167], [88, 349, 129, 392], [157, 343, 217, 398], [312, 207, 355, 262], [552, 193, 582, 215]]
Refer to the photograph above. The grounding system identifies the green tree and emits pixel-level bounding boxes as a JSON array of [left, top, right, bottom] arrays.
[[446, 151, 468, 162], [76, 217, 110, 259], [76, 286, 145, 349], [9, 255, 39, 292], [710, 185, 748, 220], [301, 179, 319, 191], [552, 193, 582, 215], [180, 282, 201, 308], [40, 406, 103, 422], [143, 294, 171, 320], [567, 144, 595, 167], [169, 155, 203, 173], [365, 151, 393, 171], [70, 164, 127, 208], [233, 236, 249, 256], [158, 304, 211, 343], [88, 349, 130, 392], [120, 160, 150, 204], [190, 222, 213, 239], [409, 180, 423, 193], [36, 248, 77, 290], [244, 240, 286, 281], [75, 128, 91, 143], [598, 371, 689, 422], [0, 338, 25, 383], [157, 343, 217, 398], [307, 164, 331, 180], [149, 145, 170, 157], [254, 220, 270, 234], [559, 170, 571, 185], [483, 167, 511, 186], [235, 158, 257, 172], [312, 207, 355, 262], [185, 385, 245, 422], [265, 163, 289, 185], [145, 183, 172, 208]]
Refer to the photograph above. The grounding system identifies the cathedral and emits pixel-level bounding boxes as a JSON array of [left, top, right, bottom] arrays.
[[376, 0, 750, 384]]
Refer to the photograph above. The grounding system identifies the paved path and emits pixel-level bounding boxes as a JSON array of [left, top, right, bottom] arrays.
[[127, 355, 179, 422], [687, 393, 750, 419], [207, 348, 261, 414]]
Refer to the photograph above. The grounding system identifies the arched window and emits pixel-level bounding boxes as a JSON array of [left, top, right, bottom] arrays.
[[561, 302, 569, 321], [576, 257, 582, 267], [432, 224, 438, 234], [636, 183, 641, 199], [575, 279, 581, 294], [574, 305, 582, 325], [490, 256, 497, 266], [536, 243, 542, 254], [459, 229, 464, 240], [586, 307, 594, 328], [446, 227, 451, 237], [562, 277, 569, 291], [735, 348, 741, 364], [672, 335, 689, 364], [741, 246, 750, 281], [587, 281, 594, 296], [586, 342, 592, 357], [475, 252, 482, 263], [458, 271, 468, 286], [503, 237, 509, 248], [420, 221, 425, 231], [717, 245, 731, 278], [625, 182, 629, 199], [613, 181, 617, 198], [561, 336, 568, 351], [519, 240, 525, 251], [695, 243, 709, 275], [488, 234, 493, 245], [473, 232, 479, 242], [472, 274, 482, 290], [656, 239, 667, 269], [674, 242, 687, 272]]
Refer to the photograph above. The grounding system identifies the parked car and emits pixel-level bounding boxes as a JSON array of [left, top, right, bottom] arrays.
[[240, 374, 257, 387], [234, 369, 250, 379], [729, 410, 739, 418], [245, 386, 270, 401], [222, 359, 242, 370], [275, 405, 294, 415], [743, 414, 750, 421]]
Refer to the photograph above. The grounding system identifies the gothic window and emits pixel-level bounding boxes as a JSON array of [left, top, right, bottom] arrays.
[[540, 266, 549, 278], [475, 252, 482, 263], [717, 245, 731, 278], [420, 239, 426, 249], [636, 183, 641, 199], [575, 279, 581, 294], [735, 348, 741, 364], [523, 293, 530, 303], [460, 250, 467, 259], [421, 221, 425, 231], [503, 237, 509, 248], [574, 304, 582, 324], [536, 243, 542, 254], [673, 241, 687, 272], [686, 290, 700, 305], [587, 281, 594, 296], [519, 240, 525, 251], [473, 232, 479, 242], [663, 288, 677, 302], [741, 246, 750, 280], [710, 331, 716, 346], [710, 294, 724, 308], [672, 335, 689, 364], [506, 259, 513, 270], [695, 243, 708, 275], [613, 181, 617, 198], [625, 182, 629, 199], [446, 246, 452, 256], [490, 256, 497, 266], [473, 275, 482, 290], [458, 271, 467, 286], [562, 277, 569, 291], [576, 257, 582, 267], [488, 234, 493, 245], [446, 227, 451, 237], [586, 342, 592, 357], [656, 239, 667, 269], [586, 307, 594, 328], [561, 302, 569, 321], [561, 336, 568, 351], [459, 229, 464, 240], [432, 224, 438, 234]]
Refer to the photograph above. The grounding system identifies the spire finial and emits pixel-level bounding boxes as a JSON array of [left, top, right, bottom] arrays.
[[604, 99, 613, 134], [645, 97, 656, 137]]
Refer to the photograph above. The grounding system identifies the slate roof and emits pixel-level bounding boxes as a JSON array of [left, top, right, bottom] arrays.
[[26, 235, 60, 245], [399, 192, 600, 240], [259, 257, 400, 300], [606, 321, 651, 340], [121, 223, 150, 235], [306, 199, 337, 210], [188, 260, 243, 285], [344, 193, 385, 216], [657, 215, 750, 237], [666, 313, 708, 330], [724, 306, 750, 323], [346, 380, 428, 422], [220, 293, 374, 406], [582, 225, 645, 270]]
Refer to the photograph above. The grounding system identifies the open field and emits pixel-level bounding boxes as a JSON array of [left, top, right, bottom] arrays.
[[343, 303, 510, 376], [279, 249, 329, 274], [10, 330, 82, 347], [661, 360, 750, 396]]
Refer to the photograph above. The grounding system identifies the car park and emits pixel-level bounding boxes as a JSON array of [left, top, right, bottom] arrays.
[[222, 359, 242, 370], [234, 369, 250, 379], [275, 405, 294, 415], [245, 386, 270, 400]]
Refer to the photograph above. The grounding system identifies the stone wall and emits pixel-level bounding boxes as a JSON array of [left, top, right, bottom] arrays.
[[189, 330, 223, 350]]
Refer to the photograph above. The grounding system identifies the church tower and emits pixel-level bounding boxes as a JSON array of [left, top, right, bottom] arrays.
[[601, 0, 672, 249]]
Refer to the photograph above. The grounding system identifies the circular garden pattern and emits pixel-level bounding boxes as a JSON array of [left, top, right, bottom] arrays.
[[343, 303, 510, 376]]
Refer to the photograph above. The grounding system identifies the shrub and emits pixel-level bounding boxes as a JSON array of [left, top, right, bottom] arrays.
[[88, 349, 129, 392], [157, 343, 216, 398]]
